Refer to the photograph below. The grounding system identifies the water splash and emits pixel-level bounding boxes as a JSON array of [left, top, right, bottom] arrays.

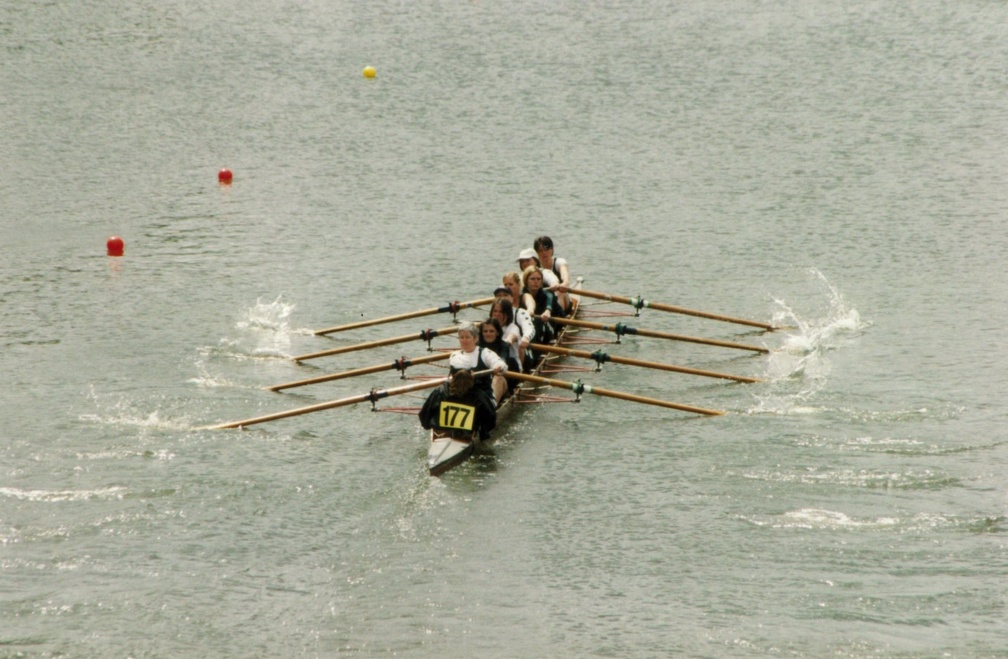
[[773, 270, 865, 356], [232, 295, 323, 361], [237, 296, 316, 336], [750, 270, 868, 415], [237, 295, 296, 333], [80, 386, 193, 431], [188, 343, 265, 388], [188, 297, 308, 390]]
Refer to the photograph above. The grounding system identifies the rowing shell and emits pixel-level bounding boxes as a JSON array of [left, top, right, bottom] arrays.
[[427, 293, 580, 476]]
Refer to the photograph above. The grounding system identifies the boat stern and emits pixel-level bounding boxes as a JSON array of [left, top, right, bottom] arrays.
[[427, 429, 476, 477]]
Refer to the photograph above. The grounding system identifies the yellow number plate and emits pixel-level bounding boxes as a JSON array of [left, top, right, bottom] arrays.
[[438, 402, 475, 431]]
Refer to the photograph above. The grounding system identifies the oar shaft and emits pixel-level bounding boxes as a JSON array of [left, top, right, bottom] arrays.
[[576, 288, 776, 331], [630, 327, 768, 353], [530, 343, 762, 383], [269, 352, 451, 392], [314, 297, 495, 336], [586, 385, 725, 416], [505, 371, 725, 416], [293, 327, 460, 362], [207, 378, 445, 430], [543, 316, 769, 354]]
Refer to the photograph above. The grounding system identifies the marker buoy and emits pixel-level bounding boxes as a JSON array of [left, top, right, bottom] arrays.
[[218, 168, 233, 184], [107, 236, 124, 257], [363, 66, 376, 79]]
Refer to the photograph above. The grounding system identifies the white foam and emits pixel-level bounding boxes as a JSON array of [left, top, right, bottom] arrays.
[[0, 486, 127, 502], [236, 295, 296, 333], [747, 270, 868, 415]]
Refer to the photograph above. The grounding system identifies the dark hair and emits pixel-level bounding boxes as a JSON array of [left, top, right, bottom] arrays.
[[533, 236, 554, 251], [480, 318, 503, 340], [449, 369, 474, 397], [490, 298, 515, 326]]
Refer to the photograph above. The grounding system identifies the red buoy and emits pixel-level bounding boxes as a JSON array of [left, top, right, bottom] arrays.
[[218, 168, 233, 184], [107, 236, 125, 257]]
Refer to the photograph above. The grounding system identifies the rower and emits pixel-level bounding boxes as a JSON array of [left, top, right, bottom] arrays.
[[520, 265, 565, 345], [517, 248, 560, 290], [454, 320, 508, 407], [492, 285, 534, 370], [479, 318, 521, 394], [500, 273, 524, 308], [533, 235, 572, 313]]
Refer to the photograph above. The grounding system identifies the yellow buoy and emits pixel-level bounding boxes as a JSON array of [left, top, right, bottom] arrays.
[[363, 66, 376, 79]]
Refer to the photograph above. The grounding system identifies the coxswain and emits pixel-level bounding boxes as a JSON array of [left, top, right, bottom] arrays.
[[418, 370, 495, 440]]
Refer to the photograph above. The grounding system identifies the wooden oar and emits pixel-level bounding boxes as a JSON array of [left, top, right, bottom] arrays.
[[206, 378, 446, 430], [505, 371, 725, 416], [530, 343, 762, 383], [292, 327, 460, 363], [313, 297, 494, 336], [269, 353, 451, 392], [576, 288, 778, 331], [541, 316, 769, 354]]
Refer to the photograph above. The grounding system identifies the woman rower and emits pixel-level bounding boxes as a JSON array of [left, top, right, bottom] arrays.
[[521, 265, 565, 345], [453, 321, 508, 406], [491, 290, 533, 371], [517, 248, 560, 290], [533, 235, 572, 313], [479, 318, 520, 397], [500, 275, 536, 359], [501, 272, 523, 306]]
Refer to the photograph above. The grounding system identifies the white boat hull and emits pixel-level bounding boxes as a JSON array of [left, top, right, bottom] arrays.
[[427, 432, 477, 476], [426, 292, 580, 476]]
